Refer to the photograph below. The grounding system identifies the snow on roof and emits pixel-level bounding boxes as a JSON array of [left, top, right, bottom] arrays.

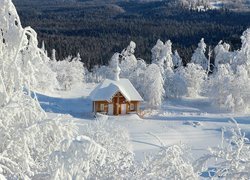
[[90, 78, 143, 102]]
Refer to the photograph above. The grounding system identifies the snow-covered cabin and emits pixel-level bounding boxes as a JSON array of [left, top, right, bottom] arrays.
[[90, 54, 143, 115], [90, 78, 143, 115]]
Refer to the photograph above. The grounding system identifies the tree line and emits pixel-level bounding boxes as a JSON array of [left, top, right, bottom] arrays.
[[14, 0, 250, 69]]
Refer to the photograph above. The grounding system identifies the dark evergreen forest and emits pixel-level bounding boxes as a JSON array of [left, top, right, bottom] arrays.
[[14, 0, 250, 69]]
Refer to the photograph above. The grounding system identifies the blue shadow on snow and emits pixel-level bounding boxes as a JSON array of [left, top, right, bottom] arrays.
[[35, 93, 93, 119]]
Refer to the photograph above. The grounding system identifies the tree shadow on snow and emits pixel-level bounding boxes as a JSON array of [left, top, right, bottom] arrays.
[[147, 115, 250, 125], [35, 93, 93, 119]]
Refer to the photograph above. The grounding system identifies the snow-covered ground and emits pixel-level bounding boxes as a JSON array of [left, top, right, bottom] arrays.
[[37, 83, 250, 162]]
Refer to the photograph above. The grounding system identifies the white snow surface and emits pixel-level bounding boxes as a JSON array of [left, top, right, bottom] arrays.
[[38, 83, 250, 161], [89, 78, 143, 101]]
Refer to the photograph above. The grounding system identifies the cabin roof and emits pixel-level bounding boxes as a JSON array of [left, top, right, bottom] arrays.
[[90, 78, 143, 102]]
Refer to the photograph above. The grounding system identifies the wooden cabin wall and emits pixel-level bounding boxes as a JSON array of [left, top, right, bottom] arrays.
[[94, 101, 109, 113], [113, 92, 126, 115], [127, 101, 140, 113], [93, 93, 141, 115]]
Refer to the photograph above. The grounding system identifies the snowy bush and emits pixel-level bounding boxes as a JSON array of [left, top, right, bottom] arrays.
[[82, 116, 134, 179], [49, 53, 86, 90], [48, 135, 107, 180], [196, 119, 250, 179], [137, 144, 198, 179]]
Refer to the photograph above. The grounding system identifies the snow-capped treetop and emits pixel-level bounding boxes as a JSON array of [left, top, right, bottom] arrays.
[[161, 40, 174, 68], [121, 41, 137, 62], [74, 52, 81, 62], [191, 38, 208, 70], [0, 0, 22, 48], [128, 41, 136, 54], [151, 39, 174, 75], [109, 53, 121, 81], [51, 49, 57, 61], [172, 50, 183, 68], [240, 28, 250, 65], [214, 41, 232, 69], [151, 39, 164, 64], [120, 41, 137, 77]]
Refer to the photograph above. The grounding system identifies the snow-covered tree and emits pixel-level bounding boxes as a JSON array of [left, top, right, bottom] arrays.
[[49, 54, 86, 90], [109, 53, 121, 81], [208, 64, 250, 112], [164, 66, 175, 98], [89, 65, 110, 83], [233, 28, 250, 68], [178, 63, 207, 97], [151, 39, 164, 64], [191, 38, 208, 70], [144, 64, 165, 107], [51, 49, 57, 61], [214, 41, 235, 71], [120, 41, 138, 77], [172, 50, 183, 68], [129, 58, 147, 98], [162, 40, 174, 69], [165, 66, 187, 98], [151, 39, 174, 75]]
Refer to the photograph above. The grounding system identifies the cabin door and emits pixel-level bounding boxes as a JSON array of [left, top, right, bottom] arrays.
[[108, 104, 114, 115], [121, 104, 126, 115]]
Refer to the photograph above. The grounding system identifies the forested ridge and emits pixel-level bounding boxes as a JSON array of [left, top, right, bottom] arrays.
[[14, 0, 250, 69]]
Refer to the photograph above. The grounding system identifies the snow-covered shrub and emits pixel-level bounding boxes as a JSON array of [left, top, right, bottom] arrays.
[[195, 119, 250, 179], [48, 135, 107, 180], [83, 116, 134, 179], [137, 144, 198, 179], [49, 53, 86, 90]]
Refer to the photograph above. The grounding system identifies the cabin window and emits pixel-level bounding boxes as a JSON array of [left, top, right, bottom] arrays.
[[130, 103, 135, 111], [100, 104, 104, 111]]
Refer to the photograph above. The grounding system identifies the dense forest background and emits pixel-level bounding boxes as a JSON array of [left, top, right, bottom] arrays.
[[14, 0, 250, 69]]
